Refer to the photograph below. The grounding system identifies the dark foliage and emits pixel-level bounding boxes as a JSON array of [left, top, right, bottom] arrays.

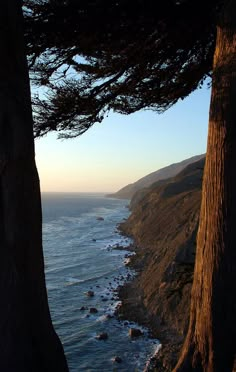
[[24, 0, 222, 138]]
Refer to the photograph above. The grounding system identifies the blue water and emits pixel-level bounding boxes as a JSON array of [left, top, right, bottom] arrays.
[[41, 193, 159, 372]]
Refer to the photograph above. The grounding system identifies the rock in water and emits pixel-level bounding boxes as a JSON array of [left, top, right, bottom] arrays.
[[86, 290, 94, 297], [96, 332, 108, 340], [112, 356, 122, 363], [89, 307, 98, 314], [129, 328, 143, 337]]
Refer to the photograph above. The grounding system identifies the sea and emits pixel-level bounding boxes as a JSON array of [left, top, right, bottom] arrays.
[[41, 192, 160, 372]]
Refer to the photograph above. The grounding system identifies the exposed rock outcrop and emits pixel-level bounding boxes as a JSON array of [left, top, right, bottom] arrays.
[[89, 307, 98, 314], [96, 332, 108, 340], [86, 290, 94, 297], [118, 158, 205, 369], [96, 217, 104, 221], [128, 328, 143, 337], [112, 356, 122, 363]]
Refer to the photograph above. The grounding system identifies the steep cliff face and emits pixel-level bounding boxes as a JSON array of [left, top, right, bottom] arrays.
[[119, 158, 204, 338]]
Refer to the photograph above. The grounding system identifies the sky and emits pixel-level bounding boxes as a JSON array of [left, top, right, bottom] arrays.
[[35, 83, 211, 193]]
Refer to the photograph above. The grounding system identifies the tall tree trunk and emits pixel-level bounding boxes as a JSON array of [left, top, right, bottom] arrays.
[[174, 1, 236, 371], [0, 2, 69, 371]]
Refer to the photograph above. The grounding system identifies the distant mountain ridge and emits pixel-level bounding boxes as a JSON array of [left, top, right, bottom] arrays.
[[107, 154, 205, 200]]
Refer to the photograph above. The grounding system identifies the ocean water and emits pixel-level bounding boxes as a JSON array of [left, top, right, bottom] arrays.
[[41, 193, 159, 372]]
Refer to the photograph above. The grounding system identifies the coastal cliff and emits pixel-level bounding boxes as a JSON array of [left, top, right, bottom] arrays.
[[118, 158, 205, 370], [108, 154, 204, 200]]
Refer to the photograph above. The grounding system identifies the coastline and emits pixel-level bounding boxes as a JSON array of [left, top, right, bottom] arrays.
[[44, 193, 164, 371], [111, 159, 205, 370], [115, 243, 184, 371]]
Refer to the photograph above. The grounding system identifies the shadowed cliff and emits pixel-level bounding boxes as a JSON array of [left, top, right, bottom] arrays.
[[118, 158, 205, 369]]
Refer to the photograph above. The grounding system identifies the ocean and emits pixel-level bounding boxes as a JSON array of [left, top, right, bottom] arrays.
[[41, 192, 160, 372]]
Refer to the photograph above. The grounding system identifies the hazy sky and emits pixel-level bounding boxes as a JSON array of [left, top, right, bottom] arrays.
[[35, 83, 211, 193]]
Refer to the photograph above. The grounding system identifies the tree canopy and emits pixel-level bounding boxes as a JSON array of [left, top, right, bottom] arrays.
[[24, 0, 221, 138]]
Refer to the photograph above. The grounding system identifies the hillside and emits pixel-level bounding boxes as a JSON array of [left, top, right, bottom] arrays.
[[108, 154, 204, 200], [118, 158, 205, 370]]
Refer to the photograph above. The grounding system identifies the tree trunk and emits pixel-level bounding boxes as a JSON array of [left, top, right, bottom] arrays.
[[174, 1, 236, 371], [0, 2, 69, 371]]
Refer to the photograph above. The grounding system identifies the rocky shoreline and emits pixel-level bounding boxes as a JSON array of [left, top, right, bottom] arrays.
[[116, 245, 184, 371], [114, 159, 205, 370], [75, 239, 162, 370]]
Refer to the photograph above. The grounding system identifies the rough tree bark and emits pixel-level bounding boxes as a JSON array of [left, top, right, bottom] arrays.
[[0, 2, 69, 371], [174, 1, 236, 371]]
